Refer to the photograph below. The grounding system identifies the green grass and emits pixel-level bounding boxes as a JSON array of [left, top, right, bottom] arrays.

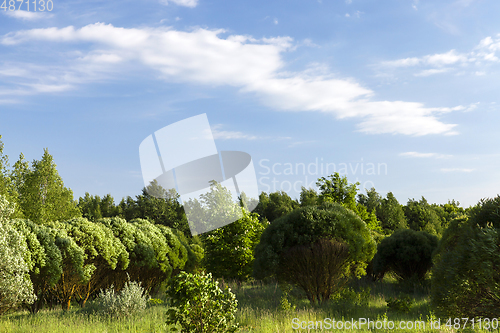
[[1, 277, 499, 332]]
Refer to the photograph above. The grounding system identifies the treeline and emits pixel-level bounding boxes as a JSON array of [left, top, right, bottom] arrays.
[[1, 135, 498, 319], [255, 174, 465, 237]]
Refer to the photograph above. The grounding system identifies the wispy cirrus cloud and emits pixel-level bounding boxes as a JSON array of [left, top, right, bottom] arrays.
[[379, 34, 500, 77], [159, 0, 198, 8], [1, 23, 467, 136], [400, 152, 452, 158], [211, 125, 260, 140], [3, 10, 53, 21], [440, 167, 474, 172]]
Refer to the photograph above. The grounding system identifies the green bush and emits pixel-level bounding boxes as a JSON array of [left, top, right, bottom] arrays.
[[95, 280, 149, 318], [253, 203, 376, 304], [431, 197, 500, 318], [166, 271, 239, 333], [0, 196, 37, 315], [372, 229, 438, 281]]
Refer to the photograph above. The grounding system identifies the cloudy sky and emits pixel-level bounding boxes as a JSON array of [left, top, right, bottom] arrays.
[[1, 0, 499, 207]]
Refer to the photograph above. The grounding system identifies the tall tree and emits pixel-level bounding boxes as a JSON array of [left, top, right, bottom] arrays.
[[357, 187, 382, 213], [299, 187, 318, 207], [15, 149, 81, 224], [0, 136, 22, 217], [254, 191, 299, 223], [316, 173, 358, 212], [0, 135, 10, 198], [317, 173, 382, 232], [404, 197, 442, 236], [376, 192, 407, 232]]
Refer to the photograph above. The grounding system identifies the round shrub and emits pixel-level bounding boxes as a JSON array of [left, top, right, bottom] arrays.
[[372, 229, 438, 281], [431, 196, 500, 318], [166, 271, 238, 333], [95, 280, 149, 318], [253, 203, 376, 303]]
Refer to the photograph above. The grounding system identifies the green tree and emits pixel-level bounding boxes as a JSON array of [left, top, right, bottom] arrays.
[[253, 191, 299, 223], [98, 217, 202, 294], [373, 229, 438, 281], [0, 196, 37, 314], [317, 173, 383, 233], [114, 181, 189, 235], [316, 173, 358, 211], [45, 224, 88, 311], [129, 218, 179, 293], [0, 136, 16, 206], [404, 197, 442, 236], [78, 193, 103, 221], [253, 203, 376, 303], [431, 200, 465, 230], [0, 138, 22, 218], [184, 181, 265, 280], [15, 149, 81, 224], [48, 218, 129, 309], [431, 196, 500, 318], [357, 187, 382, 213], [202, 209, 265, 280], [377, 192, 407, 232], [299, 187, 318, 207], [136, 184, 189, 235], [10, 219, 63, 313]]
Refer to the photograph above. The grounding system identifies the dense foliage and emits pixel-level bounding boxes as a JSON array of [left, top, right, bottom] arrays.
[[373, 229, 438, 281], [3, 215, 200, 312], [13, 150, 81, 224], [254, 191, 299, 223], [0, 196, 36, 314], [5, 136, 500, 322], [253, 203, 376, 302], [404, 197, 443, 236], [202, 209, 265, 280], [431, 196, 500, 318], [166, 271, 239, 333]]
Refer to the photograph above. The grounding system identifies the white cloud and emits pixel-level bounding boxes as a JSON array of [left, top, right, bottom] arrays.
[[3, 10, 53, 21], [1, 23, 464, 136], [425, 50, 467, 66], [28, 83, 73, 93], [414, 68, 450, 77], [400, 152, 452, 158], [382, 57, 421, 67], [441, 168, 474, 172], [380, 35, 500, 77], [288, 140, 316, 148], [159, 0, 198, 8], [211, 125, 260, 140], [0, 99, 19, 104], [383, 50, 468, 68]]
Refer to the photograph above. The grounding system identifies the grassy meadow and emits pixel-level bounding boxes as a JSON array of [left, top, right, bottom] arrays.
[[2, 275, 497, 333]]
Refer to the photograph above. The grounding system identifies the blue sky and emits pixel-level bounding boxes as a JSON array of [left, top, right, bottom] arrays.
[[1, 0, 500, 208]]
